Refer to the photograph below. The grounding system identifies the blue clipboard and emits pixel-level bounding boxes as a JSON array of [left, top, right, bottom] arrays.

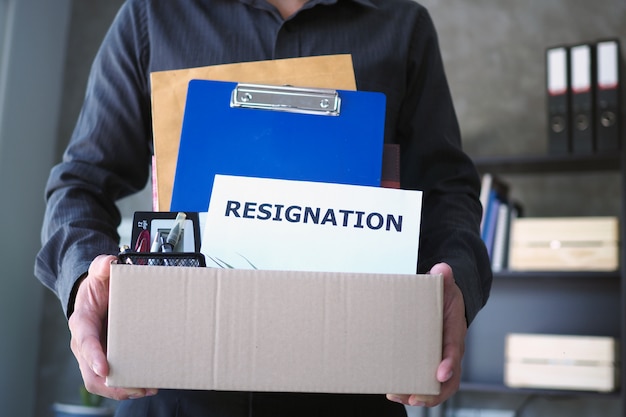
[[170, 80, 387, 212]]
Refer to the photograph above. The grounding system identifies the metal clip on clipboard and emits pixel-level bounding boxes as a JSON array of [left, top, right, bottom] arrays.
[[231, 84, 341, 116]]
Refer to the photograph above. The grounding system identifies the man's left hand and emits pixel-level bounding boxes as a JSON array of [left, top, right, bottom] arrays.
[[386, 262, 467, 407]]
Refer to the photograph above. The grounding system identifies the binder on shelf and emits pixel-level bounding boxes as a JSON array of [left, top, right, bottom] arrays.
[[491, 200, 521, 272], [483, 194, 502, 258], [479, 172, 494, 233], [479, 173, 509, 235], [595, 39, 621, 152], [479, 173, 510, 260], [170, 80, 387, 212], [490, 202, 510, 272], [546, 46, 571, 155], [570, 43, 595, 154]]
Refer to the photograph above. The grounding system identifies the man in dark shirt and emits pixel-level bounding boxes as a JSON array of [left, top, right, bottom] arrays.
[[36, 0, 492, 415]]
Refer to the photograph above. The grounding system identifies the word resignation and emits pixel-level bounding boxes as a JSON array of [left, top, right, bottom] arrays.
[[224, 200, 404, 232]]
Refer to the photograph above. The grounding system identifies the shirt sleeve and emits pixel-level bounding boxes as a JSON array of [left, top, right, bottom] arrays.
[[398, 9, 492, 325], [34, 2, 152, 317]]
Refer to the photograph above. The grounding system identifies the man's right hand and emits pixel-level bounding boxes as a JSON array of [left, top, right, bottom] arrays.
[[68, 254, 158, 400]]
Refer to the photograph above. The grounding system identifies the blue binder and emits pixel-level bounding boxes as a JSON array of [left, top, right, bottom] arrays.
[[170, 80, 386, 212]]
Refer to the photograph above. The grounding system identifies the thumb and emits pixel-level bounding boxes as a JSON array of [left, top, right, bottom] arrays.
[[88, 254, 118, 283], [429, 262, 453, 279], [76, 255, 117, 312]]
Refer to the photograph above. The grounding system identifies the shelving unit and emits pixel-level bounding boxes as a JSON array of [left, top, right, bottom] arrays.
[[473, 153, 621, 174], [460, 149, 626, 412]]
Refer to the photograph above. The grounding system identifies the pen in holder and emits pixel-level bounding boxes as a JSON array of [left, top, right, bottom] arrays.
[[118, 251, 207, 267]]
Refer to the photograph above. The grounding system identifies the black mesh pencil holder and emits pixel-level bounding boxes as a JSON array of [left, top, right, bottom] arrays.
[[118, 251, 206, 267]]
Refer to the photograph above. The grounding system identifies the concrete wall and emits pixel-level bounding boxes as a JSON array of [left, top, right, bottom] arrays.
[[0, 1, 70, 416], [33, 1, 626, 416], [424, 0, 625, 220], [33, 2, 125, 416]]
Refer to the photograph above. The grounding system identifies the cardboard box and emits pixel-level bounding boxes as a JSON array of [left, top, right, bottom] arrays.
[[106, 264, 443, 395], [508, 217, 619, 271], [504, 333, 619, 392]]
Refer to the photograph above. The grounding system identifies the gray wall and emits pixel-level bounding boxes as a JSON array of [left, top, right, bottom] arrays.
[[0, 1, 70, 417], [34, 1, 626, 416], [424, 0, 624, 219], [34, 2, 125, 416]]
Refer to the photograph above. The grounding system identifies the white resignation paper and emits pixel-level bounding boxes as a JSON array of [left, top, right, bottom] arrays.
[[201, 175, 423, 274]]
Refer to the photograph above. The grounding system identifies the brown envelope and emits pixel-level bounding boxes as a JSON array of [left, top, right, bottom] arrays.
[[151, 54, 357, 211]]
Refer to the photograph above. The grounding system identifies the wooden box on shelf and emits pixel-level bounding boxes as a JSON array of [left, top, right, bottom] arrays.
[[504, 333, 619, 393], [508, 216, 619, 271]]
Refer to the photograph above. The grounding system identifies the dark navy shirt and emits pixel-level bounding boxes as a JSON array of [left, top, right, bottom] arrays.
[[36, 0, 491, 324]]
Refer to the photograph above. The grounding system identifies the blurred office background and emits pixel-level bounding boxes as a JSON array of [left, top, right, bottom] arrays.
[[0, 0, 624, 416]]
